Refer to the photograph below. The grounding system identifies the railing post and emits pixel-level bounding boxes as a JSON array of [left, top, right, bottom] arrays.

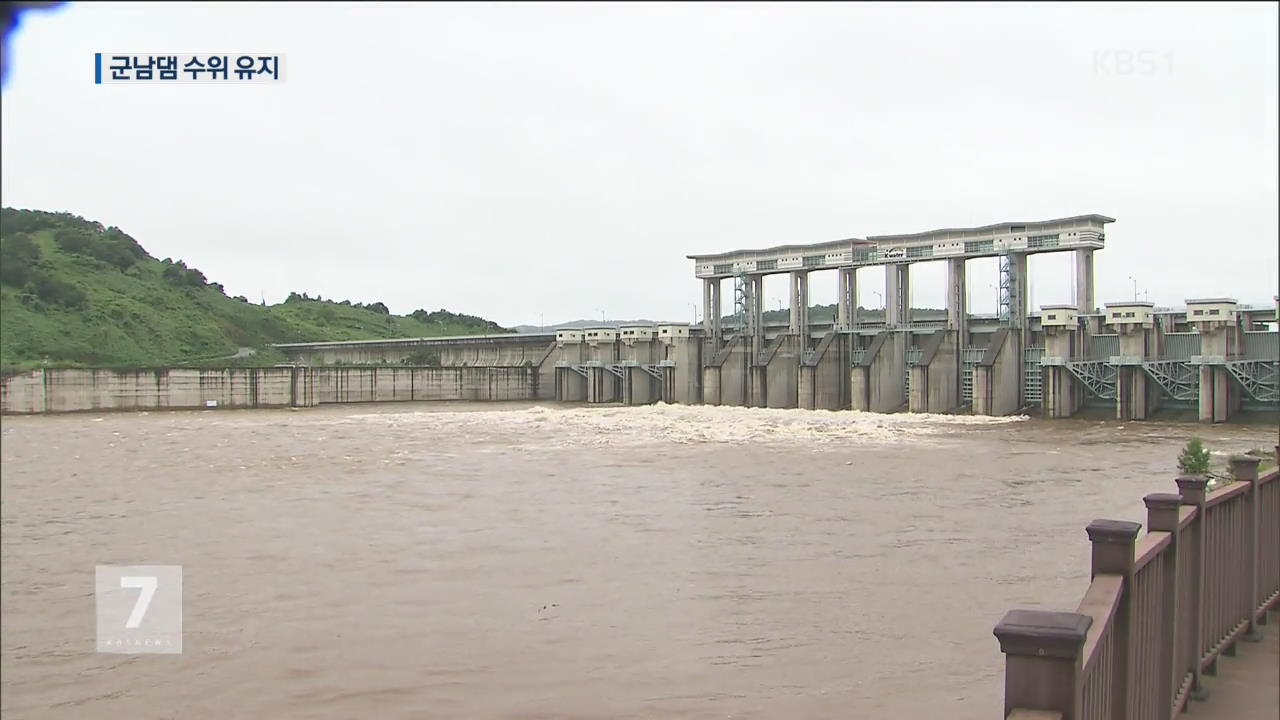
[[994, 609, 1092, 719], [1229, 454, 1263, 642], [1086, 519, 1141, 720], [1176, 474, 1210, 698], [1146, 493, 1181, 719]]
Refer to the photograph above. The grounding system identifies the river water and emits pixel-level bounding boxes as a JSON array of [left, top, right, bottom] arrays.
[[1, 403, 1275, 719]]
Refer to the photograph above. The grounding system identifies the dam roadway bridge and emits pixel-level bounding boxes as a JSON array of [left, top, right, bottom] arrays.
[[273, 215, 1279, 423]]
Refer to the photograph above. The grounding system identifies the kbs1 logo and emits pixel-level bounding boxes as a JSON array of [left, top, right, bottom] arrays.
[[95, 565, 183, 654], [95, 53, 284, 83], [1093, 50, 1173, 77]]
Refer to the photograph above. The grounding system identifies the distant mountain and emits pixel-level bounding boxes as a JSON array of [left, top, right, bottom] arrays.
[[0, 208, 511, 369], [513, 319, 683, 333]]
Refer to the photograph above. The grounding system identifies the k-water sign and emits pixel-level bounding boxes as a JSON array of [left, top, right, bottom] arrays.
[[95, 53, 285, 83]]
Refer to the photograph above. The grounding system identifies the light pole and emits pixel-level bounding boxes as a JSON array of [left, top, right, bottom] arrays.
[[540, 313, 545, 332], [600, 310, 606, 326], [1128, 276, 1137, 302]]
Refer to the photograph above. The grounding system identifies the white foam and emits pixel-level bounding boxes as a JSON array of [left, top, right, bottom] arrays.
[[335, 403, 1028, 448]]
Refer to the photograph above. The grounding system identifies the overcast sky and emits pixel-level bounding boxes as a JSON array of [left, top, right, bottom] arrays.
[[2, 2, 1276, 326]]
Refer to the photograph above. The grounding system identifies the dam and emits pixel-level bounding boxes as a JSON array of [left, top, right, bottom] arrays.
[[263, 214, 1279, 424]]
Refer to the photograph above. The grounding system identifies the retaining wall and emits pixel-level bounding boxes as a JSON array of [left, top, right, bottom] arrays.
[[1, 367, 537, 414]]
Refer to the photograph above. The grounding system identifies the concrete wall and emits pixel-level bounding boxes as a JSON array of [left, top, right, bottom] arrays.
[[973, 328, 1021, 416], [556, 367, 587, 402], [618, 368, 652, 405], [1197, 327, 1241, 423], [616, 340, 660, 405], [908, 330, 958, 413], [749, 366, 767, 407], [799, 332, 845, 410], [585, 342, 620, 403], [702, 366, 722, 406], [546, 342, 586, 402], [309, 367, 535, 404], [1198, 365, 1239, 423], [586, 367, 614, 403], [706, 335, 749, 407], [661, 337, 701, 404], [1115, 329, 1156, 420], [1, 368, 301, 414], [1043, 365, 1075, 418], [853, 332, 905, 413], [720, 347, 748, 406], [1042, 329, 1080, 418], [2, 367, 536, 415], [764, 335, 799, 409]]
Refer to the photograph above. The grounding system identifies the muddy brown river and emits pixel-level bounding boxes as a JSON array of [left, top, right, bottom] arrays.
[[1, 403, 1275, 719]]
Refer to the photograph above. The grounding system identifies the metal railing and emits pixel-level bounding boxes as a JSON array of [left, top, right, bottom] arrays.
[[995, 452, 1279, 719]]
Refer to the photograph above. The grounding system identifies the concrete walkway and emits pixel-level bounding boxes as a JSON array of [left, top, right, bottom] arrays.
[[1196, 610, 1278, 719]]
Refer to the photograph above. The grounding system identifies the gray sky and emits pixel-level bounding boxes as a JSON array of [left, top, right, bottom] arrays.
[[2, 1, 1276, 327]]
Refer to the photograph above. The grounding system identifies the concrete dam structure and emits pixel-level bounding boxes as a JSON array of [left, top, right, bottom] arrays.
[[272, 325, 703, 406], [271, 214, 1278, 423]]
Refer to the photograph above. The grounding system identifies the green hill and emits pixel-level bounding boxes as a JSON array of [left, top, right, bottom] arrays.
[[0, 208, 510, 370]]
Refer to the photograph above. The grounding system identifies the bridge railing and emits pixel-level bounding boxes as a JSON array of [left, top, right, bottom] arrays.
[[994, 448, 1279, 720]]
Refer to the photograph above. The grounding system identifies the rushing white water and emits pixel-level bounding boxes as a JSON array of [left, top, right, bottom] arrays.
[[332, 403, 1031, 447]]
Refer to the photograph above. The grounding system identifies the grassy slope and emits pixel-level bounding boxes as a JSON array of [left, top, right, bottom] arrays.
[[0, 222, 508, 369]]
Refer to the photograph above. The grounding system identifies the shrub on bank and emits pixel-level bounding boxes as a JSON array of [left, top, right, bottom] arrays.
[[1177, 437, 1211, 476]]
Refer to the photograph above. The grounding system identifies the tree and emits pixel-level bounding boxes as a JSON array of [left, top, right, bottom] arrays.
[[0, 233, 41, 287], [1178, 437, 1211, 475], [31, 272, 87, 308], [103, 227, 147, 259], [0, 208, 62, 235], [54, 228, 94, 254], [162, 262, 187, 284], [53, 227, 140, 270], [161, 260, 206, 288]]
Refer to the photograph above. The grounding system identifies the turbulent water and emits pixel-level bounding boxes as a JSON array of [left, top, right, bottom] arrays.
[[1, 402, 1275, 719]]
